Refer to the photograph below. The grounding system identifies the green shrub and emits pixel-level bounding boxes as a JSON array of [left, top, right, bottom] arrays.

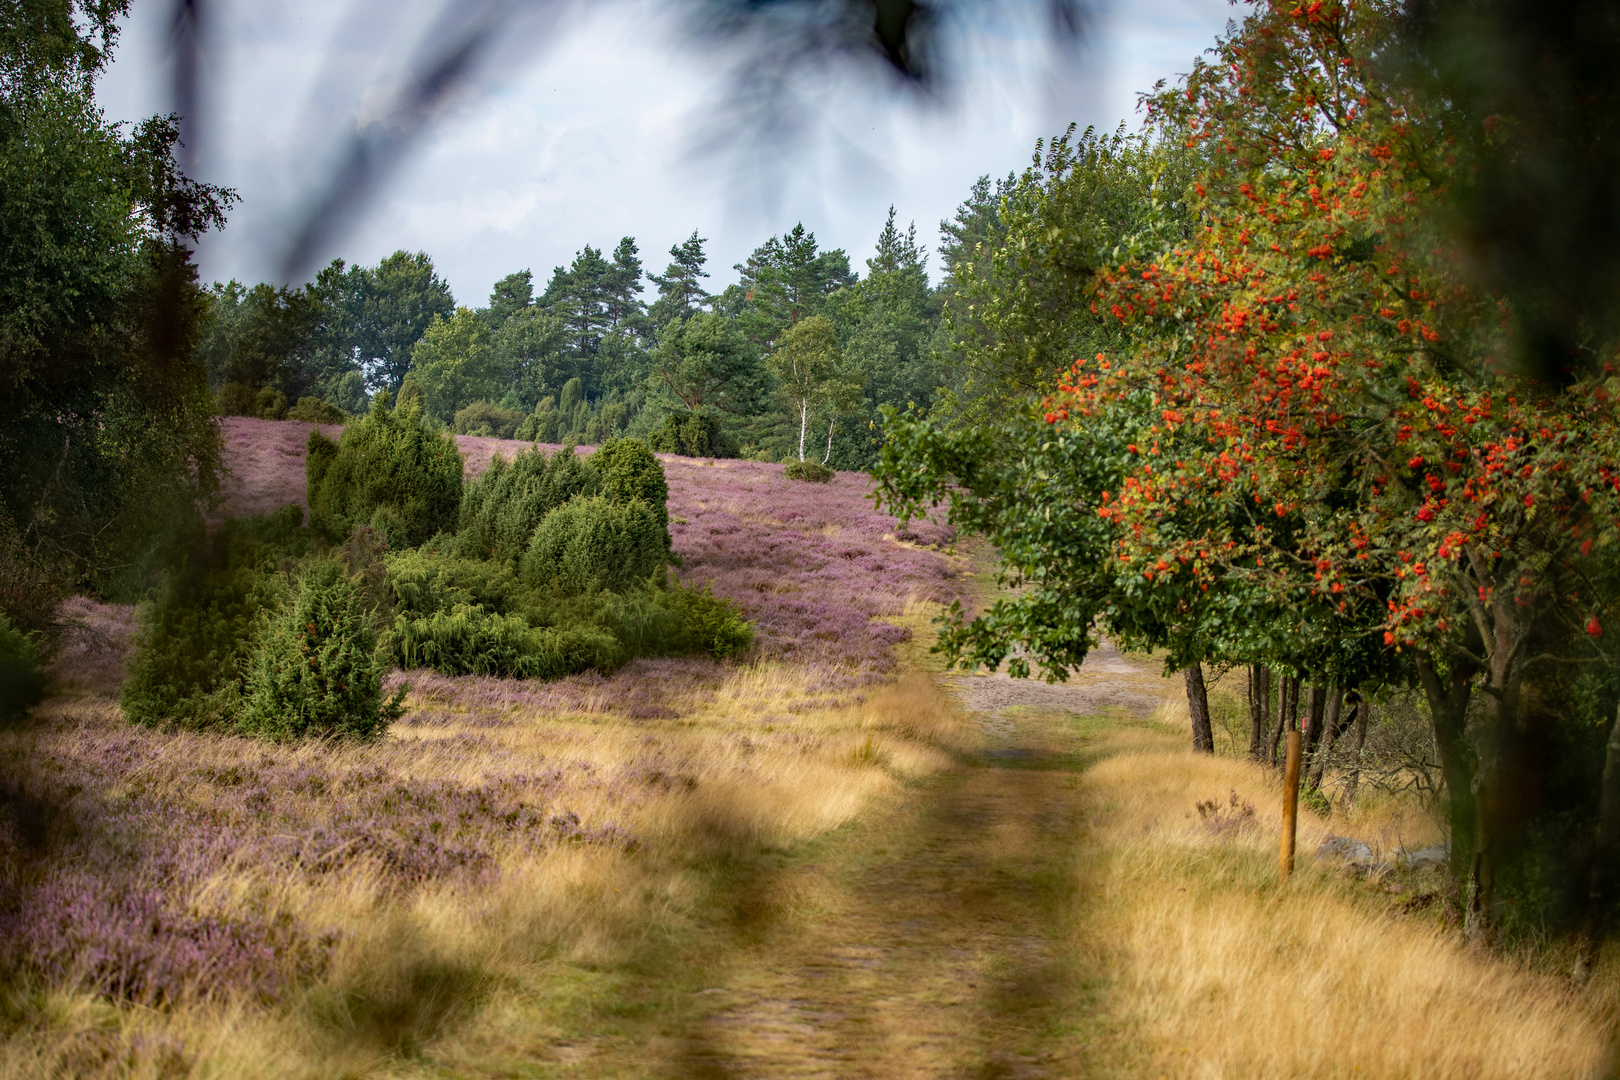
[[215, 382, 258, 416], [387, 603, 622, 679], [455, 447, 600, 564], [384, 544, 524, 618], [287, 396, 349, 424], [592, 582, 753, 660], [662, 583, 754, 658], [514, 395, 558, 443], [214, 383, 289, 419], [0, 614, 44, 724], [453, 400, 525, 439], [590, 438, 669, 535], [255, 387, 289, 420], [239, 560, 404, 741], [306, 394, 463, 549], [783, 459, 835, 483], [395, 378, 426, 414], [521, 496, 666, 595], [121, 507, 313, 729], [647, 411, 738, 459]]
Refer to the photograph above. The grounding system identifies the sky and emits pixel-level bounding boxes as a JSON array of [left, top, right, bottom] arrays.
[[95, 0, 1233, 304]]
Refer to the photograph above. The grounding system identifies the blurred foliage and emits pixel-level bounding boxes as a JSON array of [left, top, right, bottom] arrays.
[[121, 506, 314, 730], [0, 613, 44, 724], [0, 3, 231, 601]]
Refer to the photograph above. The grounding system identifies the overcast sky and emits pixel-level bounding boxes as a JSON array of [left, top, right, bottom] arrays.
[[95, 0, 1232, 304]]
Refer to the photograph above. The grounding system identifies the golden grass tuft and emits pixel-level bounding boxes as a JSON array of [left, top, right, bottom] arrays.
[[1073, 726, 1615, 1079]]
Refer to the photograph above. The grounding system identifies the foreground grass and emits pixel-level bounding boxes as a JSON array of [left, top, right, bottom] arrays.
[[0, 649, 967, 1079], [5, 603, 1617, 1076], [1066, 701, 1618, 1079]]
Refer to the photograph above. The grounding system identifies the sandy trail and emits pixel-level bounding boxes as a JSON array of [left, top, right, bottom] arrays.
[[668, 645, 1175, 1078]]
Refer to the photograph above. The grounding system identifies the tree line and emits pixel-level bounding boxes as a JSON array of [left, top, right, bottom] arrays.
[[202, 212, 956, 466]]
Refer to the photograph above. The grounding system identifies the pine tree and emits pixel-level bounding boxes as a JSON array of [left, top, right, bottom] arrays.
[[867, 205, 926, 276], [603, 238, 645, 330], [649, 231, 712, 325], [734, 223, 854, 345], [487, 270, 534, 324], [540, 246, 613, 361]]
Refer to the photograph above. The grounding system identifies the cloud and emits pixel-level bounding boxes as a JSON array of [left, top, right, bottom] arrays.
[[95, 0, 1229, 301]]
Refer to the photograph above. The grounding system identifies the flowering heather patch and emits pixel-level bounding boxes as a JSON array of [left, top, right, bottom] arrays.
[[658, 456, 960, 679], [215, 416, 344, 520], [0, 698, 633, 1004], [46, 596, 136, 697], [216, 421, 964, 679]]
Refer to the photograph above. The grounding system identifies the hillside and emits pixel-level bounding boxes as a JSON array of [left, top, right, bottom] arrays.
[[218, 415, 963, 678], [6, 422, 1615, 1078]]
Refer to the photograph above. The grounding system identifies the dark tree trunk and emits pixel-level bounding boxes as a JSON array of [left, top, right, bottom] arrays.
[[1269, 675, 1296, 765], [1468, 643, 1527, 946], [1339, 693, 1369, 807], [1186, 663, 1214, 754], [1248, 665, 1271, 761], [1301, 684, 1328, 789], [1274, 675, 1297, 764], [1416, 652, 1480, 912], [1574, 701, 1620, 983], [1306, 688, 1346, 794]]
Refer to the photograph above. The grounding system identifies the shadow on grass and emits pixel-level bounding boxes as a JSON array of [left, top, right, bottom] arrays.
[[647, 702, 1120, 1078]]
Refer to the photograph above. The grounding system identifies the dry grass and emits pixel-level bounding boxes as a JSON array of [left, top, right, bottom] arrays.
[[0, 661, 967, 1079], [1070, 720, 1618, 1079]]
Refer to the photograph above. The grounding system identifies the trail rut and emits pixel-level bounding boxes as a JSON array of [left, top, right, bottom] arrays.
[[670, 644, 1174, 1078]]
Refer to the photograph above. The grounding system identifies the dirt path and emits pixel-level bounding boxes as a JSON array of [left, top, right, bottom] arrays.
[[668, 644, 1174, 1078]]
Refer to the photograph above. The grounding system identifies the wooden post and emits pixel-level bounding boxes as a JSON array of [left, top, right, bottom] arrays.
[[1281, 713, 1304, 880]]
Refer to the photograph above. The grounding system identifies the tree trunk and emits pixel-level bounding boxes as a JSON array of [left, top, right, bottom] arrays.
[[1339, 694, 1370, 808], [1269, 674, 1296, 765], [1186, 663, 1214, 754], [1573, 701, 1620, 984], [1248, 665, 1271, 761], [1306, 688, 1346, 794], [797, 399, 808, 461], [1296, 689, 1321, 790], [1415, 652, 1480, 914], [1466, 617, 1530, 946], [822, 416, 835, 465], [1281, 726, 1303, 878]]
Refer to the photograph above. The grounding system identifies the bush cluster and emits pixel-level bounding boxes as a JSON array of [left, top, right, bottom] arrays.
[[285, 396, 349, 424], [521, 496, 666, 594], [121, 434, 754, 740], [784, 459, 835, 483], [453, 399, 524, 439], [455, 445, 598, 564], [307, 392, 462, 549], [215, 383, 289, 420], [648, 410, 738, 459]]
